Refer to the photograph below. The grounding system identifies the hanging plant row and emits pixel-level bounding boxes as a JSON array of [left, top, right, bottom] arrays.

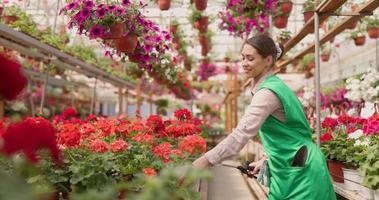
[[273, 0, 293, 29]]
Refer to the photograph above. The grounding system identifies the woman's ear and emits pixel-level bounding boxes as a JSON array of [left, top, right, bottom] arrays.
[[266, 55, 274, 67]]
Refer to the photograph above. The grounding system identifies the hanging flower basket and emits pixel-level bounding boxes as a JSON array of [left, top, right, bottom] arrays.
[[169, 24, 178, 34], [353, 36, 366, 46], [158, 0, 171, 10], [194, 0, 207, 11], [280, 1, 293, 14], [102, 23, 125, 39], [321, 54, 330, 62], [194, 16, 208, 33], [274, 15, 289, 29], [115, 33, 138, 53], [367, 27, 379, 39]]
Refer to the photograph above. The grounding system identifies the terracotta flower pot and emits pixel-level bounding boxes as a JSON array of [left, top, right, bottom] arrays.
[[0, 6, 3, 16], [201, 45, 209, 56], [307, 62, 315, 70], [327, 160, 345, 183], [280, 1, 293, 14], [274, 15, 288, 29], [169, 24, 178, 34], [102, 23, 125, 39], [115, 33, 138, 53], [199, 35, 208, 47], [184, 56, 191, 71], [303, 11, 313, 23], [158, 0, 171, 10], [3, 15, 18, 24], [194, 0, 207, 11], [347, 21, 357, 30], [321, 54, 330, 62], [367, 27, 379, 39], [224, 57, 230, 62], [305, 70, 313, 78], [353, 36, 366, 46], [197, 16, 208, 33]]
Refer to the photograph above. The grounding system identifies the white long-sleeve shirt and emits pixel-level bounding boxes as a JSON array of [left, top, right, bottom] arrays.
[[204, 72, 285, 165]]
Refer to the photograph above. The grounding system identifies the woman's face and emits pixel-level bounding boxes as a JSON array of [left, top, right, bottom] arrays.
[[241, 44, 272, 79]]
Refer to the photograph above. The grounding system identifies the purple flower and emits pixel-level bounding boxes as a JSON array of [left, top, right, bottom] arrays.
[[66, 2, 79, 10], [116, 8, 126, 15], [121, 0, 131, 6], [83, 0, 94, 8], [95, 8, 107, 19], [79, 8, 91, 20], [108, 5, 117, 11], [89, 25, 104, 39], [144, 45, 153, 52]]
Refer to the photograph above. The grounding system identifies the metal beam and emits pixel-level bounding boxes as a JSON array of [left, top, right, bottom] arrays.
[[277, 0, 379, 69], [280, 0, 347, 53]]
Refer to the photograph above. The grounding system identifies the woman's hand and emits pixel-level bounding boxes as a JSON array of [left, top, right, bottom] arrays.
[[192, 156, 211, 169], [178, 156, 211, 186], [249, 156, 267, 175]]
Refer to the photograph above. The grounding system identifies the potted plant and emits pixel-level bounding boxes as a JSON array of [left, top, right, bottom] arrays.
[[198, 29, 214, 56], [2, 6, 20, 24], [278, 30, 291, 45], [189, 8, 208, 33], [278, 0, 293, 14], [218, 0, 276, 38], [303, 0, 315, 24], [169, 18, 180, 34], [157, 0, 171, 10], [351, 31, 366, 46], [321, 45, 331, 62], [194, 0, 207, 11], [347, 3, 359, 29], [273, 10, 290, 29], [366, 17, 379, 39]]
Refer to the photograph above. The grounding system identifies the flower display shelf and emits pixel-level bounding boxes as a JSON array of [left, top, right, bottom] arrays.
[[333, 182, 368, 200], [0, 24, 134, 88]]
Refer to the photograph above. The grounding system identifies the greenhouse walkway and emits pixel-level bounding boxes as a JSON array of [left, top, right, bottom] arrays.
[[207, 160, 264, 200]]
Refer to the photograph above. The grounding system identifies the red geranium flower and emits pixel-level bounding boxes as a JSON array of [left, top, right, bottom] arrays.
[[320, 132, 333, 142], [178, 135, 206, 155], [143, 167, 157, 177], [62, 107, 78, 119], [1, 117, 60, 164], [132, 133, 155, 145], [153, 142, 172, 163], [110, 139, 128, 153], [57, 123, 81, 147], [170, 149, 184, 158], [321, 117, 338, 130], [89, 138, 109, 153], [174, 108, 192, 121]]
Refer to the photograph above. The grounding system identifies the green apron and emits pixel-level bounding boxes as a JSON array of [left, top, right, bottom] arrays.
[[257, 75, 336, 200]]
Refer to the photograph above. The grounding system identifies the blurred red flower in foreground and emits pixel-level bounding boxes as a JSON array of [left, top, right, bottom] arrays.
[[0, 54, 27, 100], [1, 117, 60, 164]]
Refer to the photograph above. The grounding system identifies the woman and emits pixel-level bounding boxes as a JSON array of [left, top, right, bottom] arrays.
[[192, 34, 336, 200]]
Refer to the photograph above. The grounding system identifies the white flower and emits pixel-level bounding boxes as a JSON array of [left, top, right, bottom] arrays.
[[348, 129, 363, 139], [354, 138, 370, 147]]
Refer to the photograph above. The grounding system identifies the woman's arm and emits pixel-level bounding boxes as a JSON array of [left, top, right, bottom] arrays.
[[193, 89, 282, 167]]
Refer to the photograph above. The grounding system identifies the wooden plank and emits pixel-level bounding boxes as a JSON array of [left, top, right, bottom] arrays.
[[283, 0, 347, 52], [243, 175, 268, 200], [333, 182, 367, 200], [199, 179, 208, 200], [23, 68, 87, 87], [278, 0, 379, 69]]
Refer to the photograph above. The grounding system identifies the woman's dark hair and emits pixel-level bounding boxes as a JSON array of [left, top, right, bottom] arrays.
[[245, 34, 285, 65]]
